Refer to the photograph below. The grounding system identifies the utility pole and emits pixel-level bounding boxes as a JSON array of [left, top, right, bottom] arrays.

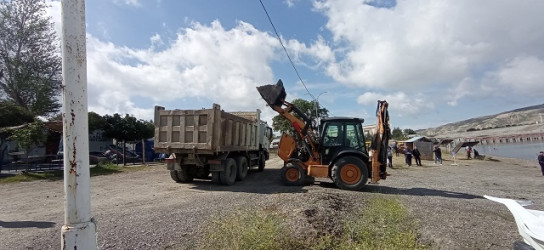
[[60, 0, 98, 249]]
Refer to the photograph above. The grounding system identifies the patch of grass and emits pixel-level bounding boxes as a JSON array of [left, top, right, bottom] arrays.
[[194, 197, 427, 250], [336, 197, 427, 250], [195, 210, 303, 250], [0, 162, 148, 184], [0, 170, 63, 183]]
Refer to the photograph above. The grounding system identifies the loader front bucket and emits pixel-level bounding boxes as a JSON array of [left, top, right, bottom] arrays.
[[256, 79, 287, 107]]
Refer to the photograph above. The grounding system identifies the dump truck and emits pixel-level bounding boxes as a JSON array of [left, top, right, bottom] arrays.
[[257, 79, 390, 190], [154, 104, 272, 185]]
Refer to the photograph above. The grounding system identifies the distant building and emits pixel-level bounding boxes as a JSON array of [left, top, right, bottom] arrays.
[[402, 136, 434, 160]]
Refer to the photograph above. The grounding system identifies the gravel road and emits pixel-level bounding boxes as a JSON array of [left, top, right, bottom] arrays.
[[1, 154, 543, 249]]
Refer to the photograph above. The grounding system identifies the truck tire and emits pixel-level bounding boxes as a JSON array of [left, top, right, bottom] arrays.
[[211, 171, 221, 184], [178, 166, 194, 183], [169, 170, 181, 182], [220, 158, 237, 186], [331, 156, 368, 190], [280, 163, 305, 186], [236, 156, 248, 181], [258, 153, 265, 172]]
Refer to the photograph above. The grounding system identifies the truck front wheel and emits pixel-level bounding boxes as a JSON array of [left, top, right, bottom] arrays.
[[331, 156, 368, 190], [258, 153, 265, 172], [220, 158, 237, 186]]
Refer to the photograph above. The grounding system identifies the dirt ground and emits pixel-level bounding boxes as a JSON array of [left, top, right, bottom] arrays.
[[1, 153, 543, 249]]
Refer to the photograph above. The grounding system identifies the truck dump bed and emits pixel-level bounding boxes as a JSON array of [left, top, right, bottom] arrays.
[[154, 104, 261, 154]]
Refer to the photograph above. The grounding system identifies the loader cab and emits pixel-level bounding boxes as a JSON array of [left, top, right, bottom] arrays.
[[319, 117, 367, 165]]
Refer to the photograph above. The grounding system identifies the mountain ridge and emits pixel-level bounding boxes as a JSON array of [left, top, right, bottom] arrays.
[[419, 103, 544, 138]]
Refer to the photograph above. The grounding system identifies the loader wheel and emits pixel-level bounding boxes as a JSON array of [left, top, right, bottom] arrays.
[[258, 153, 265, 172], [177, 166, 194, 183], [236, 156, 249, 181], [220, 158, 237, 186], [280, 163, 305, 186], [169, 170, 181, 182], [331, 156, 368, 190], [211, 171, 221, 184]]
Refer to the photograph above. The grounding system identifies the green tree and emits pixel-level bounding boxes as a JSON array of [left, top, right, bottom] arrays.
[[0, 101, 35, 169], [0, 0, 62, 116], [88, 111, 107, 132], [391, 127, 404, 140], [272, 98, 329, 134], [8, 120, 47, 159], [403, 128, 416, 136], [103, 114, 154, 165]]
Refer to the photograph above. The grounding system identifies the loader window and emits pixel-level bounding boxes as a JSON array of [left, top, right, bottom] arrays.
[[323, 122, 343, 146], [346, 123, 365, 151]]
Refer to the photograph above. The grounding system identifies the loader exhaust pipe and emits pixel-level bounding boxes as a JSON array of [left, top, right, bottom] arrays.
[[256, 79, 287, 107]]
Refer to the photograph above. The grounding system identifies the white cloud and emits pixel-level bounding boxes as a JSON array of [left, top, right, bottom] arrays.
[[285, 0, 298, 8], [85, 20, 281, 119], [357, 92, 433, 116], [113, 0, 141, 7], [314, 0, 544, 98]]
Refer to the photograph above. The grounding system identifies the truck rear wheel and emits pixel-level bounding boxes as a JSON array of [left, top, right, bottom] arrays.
[[169, 170, 181, 182], [178, 166, 194, 183], [331, 156, 368, 190], [220, 158, 237, 186], [236, 156, 248, 181], [280, 163, 305, 186]]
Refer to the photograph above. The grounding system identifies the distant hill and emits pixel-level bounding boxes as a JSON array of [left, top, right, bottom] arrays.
[[419, 104, 544, 138]]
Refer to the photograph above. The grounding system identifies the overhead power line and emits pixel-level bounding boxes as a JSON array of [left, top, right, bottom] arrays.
[[259, 0, 315, 100]]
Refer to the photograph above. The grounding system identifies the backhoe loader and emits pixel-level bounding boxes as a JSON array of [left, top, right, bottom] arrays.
[[257, 80, 390, 190]]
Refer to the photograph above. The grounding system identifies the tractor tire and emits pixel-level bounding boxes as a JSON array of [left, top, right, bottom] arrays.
[[211, 171, 221, 184], [177, 166, 194, 183], [220, 158, 237, 186], [280, 163, 306, 186], [236, 156, 249, 181], [258, 153, 265, 172], [169, 170, 181, 182], [331, 156, 368, 190]]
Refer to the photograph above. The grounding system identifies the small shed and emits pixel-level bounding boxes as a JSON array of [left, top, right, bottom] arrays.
[[403, 136, 434, 160]]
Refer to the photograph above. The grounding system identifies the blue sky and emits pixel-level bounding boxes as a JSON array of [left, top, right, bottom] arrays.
[[46, 0, 544, 130]]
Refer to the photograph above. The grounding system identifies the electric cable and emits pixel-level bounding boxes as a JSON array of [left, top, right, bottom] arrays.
[[259, 0, 315, 101]]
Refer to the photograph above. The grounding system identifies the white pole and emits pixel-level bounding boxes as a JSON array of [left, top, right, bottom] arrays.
[[60, 0, 98, 249]]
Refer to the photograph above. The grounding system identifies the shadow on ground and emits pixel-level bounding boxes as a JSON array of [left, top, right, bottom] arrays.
[[0, 220, 56, 229], [363, 185, 482, 199]]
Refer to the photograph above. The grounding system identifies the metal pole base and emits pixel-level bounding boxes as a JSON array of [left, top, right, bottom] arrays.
[[61, 220, 97, 249]]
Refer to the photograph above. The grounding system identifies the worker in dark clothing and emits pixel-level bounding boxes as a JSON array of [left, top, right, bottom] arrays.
[[433, 146, 443, 165], [403, 147, 412, 167], [538, 151, 544, 176], [413, 146, 422, 166]]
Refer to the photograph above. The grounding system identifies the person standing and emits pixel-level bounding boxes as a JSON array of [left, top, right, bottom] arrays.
[[403, 146, 412, 167], [538, 151, 544, 176], [433, 146, 443, 165], [393, 143, 399, 157], [413, 146, 422, 166], [387, 146, 393, 168], [466, 146, 472, 159]]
